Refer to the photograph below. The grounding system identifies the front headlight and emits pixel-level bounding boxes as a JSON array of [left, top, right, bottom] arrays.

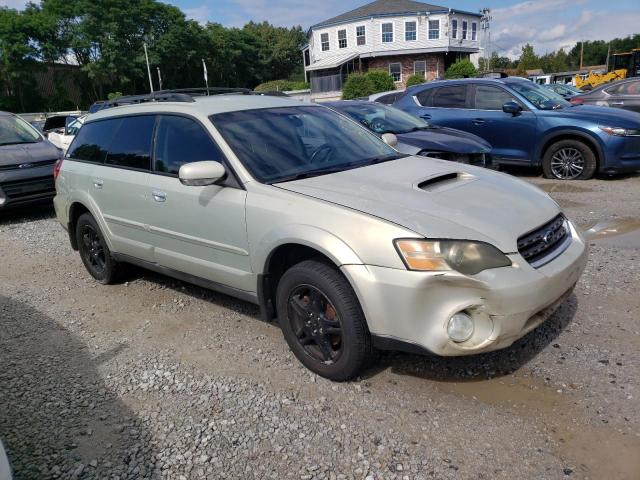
[[394, 239, 512, 275], [599, 126, 640, 137]]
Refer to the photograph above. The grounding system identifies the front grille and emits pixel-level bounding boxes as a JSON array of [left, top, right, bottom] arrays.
[[0, 159, 57, 172], [518, 214, 569, 267], [0, 176, 55, 200]]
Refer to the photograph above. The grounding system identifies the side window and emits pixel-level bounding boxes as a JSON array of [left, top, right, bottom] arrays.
[[432, 86, 467, 108], [105, 115, 155, 170], [67, 118, 121, 163], [416, 88, 434, 107], [474, 85, 516, 110], [154, 115, 224, 176], [375, 92, 401, 105], [608, 80, 640, 95]]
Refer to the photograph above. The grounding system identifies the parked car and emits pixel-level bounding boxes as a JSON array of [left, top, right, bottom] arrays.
[[55, 91, 587, 380], [369, 90, 404, 105], [0, 440, 11, 480], [570, 77, 640, 113], [47, 115, 85, 153], [0, 111, 61, 210], [392, 77, 640, 180], [325, 100, 491, 166], [543, 83, 583, 100]]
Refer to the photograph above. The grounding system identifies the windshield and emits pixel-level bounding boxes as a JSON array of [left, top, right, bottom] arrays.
[[332, 103, 430, 135], [211, 106, 404, 183], [0, 115, 41, 146], [509, 81, 571, 109]]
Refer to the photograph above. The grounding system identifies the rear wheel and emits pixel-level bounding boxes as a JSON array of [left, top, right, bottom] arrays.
[[542, 139, 597, 180], [76, 213, 121, 284], [276, 260, 374, 381]]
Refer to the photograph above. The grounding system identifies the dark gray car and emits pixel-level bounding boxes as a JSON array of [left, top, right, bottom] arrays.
[[0, 111, 61, 210], [570, 77, 640, 113]]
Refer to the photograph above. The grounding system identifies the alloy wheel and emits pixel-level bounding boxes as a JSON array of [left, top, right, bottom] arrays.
[[550, 147, 585, 179], [80, 225, 107, 274], [287, 284, 343, 365]]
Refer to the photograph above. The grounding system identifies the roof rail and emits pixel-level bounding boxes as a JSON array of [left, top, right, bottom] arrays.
[[103, 87, 252, 109]]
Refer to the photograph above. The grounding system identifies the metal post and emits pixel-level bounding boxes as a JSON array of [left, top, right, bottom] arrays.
[[143, 42, 154, 93], [202, 58, 209, 95], [157, 67, 163, 91]]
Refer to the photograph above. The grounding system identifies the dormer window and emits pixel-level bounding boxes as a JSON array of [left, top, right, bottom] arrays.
[[321, 33, 330, 51], [338, 29, 347, 48], [428, 20, 440, 40], [382, 23, 393, 43], [405, 21, 416, 41]]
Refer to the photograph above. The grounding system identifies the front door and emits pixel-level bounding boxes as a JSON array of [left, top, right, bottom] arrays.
[[145, 115, 253, 293]]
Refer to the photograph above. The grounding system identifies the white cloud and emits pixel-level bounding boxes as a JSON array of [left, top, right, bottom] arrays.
[[538, 24, 567, 42], [0, 0, 29, 8], [184, 5, 210, 25]]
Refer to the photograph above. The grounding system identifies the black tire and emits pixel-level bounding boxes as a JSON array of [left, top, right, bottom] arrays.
[[542, 139, 597, 180], [75, 213, 121, 284], [276, 260, 374, 381]]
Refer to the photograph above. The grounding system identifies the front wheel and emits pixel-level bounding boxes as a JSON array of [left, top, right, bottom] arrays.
[[276, 260, 374, 381], [542, 139, 597, 180]]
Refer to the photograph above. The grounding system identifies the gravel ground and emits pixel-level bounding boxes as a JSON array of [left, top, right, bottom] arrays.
[[1, 172, 639, 480]]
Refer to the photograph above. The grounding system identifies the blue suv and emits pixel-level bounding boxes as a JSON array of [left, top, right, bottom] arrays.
[[392, 77, 640, 180]]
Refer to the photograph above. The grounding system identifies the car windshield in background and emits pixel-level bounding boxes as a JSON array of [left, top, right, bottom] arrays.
[[0, 115, 41, 146], [509, 82, 571, 110], [334, 103, 431, 135], [211, 106, 405, 183]]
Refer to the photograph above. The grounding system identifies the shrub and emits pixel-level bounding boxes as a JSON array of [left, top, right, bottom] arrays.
[[342, 73, 375, 99], [445, 59, 477, 79], [366, 69, 396, 92], [405, 74, 426, 87], [107, 91, 124, 100], [254, 80, 309, 92]]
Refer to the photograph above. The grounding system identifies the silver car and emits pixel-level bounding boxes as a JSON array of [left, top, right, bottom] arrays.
[[54, 91, 587, 380]]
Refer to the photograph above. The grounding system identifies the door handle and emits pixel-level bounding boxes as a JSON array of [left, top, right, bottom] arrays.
[[472, 118, 485, 125], [420, 113, 431, 119], [152, 190, 167, 203], [93, 179, 104, 189], [610, 101, 624, 106]]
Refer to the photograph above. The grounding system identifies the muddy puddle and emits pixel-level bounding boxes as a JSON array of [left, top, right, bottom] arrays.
[[538, 183, 594, 193], [582, 217, 640, 249]]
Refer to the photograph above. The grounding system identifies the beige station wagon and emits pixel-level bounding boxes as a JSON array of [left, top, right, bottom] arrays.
[[54, 90, 587, 380]]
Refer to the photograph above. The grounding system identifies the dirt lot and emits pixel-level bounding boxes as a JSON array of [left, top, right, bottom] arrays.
[[1, 172, 639, 480]]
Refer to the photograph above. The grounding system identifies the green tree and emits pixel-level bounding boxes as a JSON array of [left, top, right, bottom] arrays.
[[445, 59, 477, 79], [366, 69, 395, 92], [342, 72, 374, 99], [405, 74, 426, 87], [516, 43, 539, 73]]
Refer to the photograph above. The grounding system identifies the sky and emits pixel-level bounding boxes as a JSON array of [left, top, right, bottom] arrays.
[[2, 0, 639, 59]]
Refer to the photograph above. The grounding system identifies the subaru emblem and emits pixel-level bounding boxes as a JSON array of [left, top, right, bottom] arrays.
[[542, 230, 553, 244]]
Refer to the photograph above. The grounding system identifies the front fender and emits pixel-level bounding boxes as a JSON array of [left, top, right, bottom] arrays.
[[253, 224, 364, 274], [535, 127, 606, 166]]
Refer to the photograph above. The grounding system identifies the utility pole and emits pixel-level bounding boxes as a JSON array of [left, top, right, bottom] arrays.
[[143, 42, 154, 93], [202, 58, 209, 95], [480, 8, 492, 71], [579, 41, 584, 70], [157, 67, 163, 91]]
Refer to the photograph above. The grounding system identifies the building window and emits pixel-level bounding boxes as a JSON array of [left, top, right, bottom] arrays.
[[405, 21, 417, 41], [381, 23, 393, 43], [462, 21, 468, 40], [356, 25, 366, 45], [389, 63, 401, 82], [471, 22, 477, 41], [414, 60, 426, 78], [451, 19, 458, 39], [338, 29, 347, 49], [321, 33, 329, 51], [428, 20, 439, 40]]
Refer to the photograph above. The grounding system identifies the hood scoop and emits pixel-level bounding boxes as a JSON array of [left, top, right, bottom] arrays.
[[417, 171, 473, 192]]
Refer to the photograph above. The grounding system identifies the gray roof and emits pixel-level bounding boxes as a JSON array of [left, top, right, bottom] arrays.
[[312, 0, 480, 29]]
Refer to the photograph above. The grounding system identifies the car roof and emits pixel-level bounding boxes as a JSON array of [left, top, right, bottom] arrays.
[[324, 100, 377, 108], [87, 93, 315, 122], [406, 76, 530, 92]]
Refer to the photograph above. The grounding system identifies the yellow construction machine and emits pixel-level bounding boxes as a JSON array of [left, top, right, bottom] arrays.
[[574, 48, 640, 90]]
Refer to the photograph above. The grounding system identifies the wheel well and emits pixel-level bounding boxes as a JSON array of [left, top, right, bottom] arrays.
[[541, 134, 600, 169], [259, 244, 338, 322], [68, 202, 90, 250]]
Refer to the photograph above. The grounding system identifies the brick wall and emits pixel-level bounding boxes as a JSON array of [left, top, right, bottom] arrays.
[[367, 53, 445, 87]]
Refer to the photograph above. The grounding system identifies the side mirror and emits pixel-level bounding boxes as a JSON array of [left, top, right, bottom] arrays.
[[502, 101, 522, 116], [179, 161, 226, 186], [381, 133, 398, 148]]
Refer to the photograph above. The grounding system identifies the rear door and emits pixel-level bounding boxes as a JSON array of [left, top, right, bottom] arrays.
[[469, 84, 538, 163], [605, 80, 640, 113], [415, 84, 476, 129], [145, 115, 252, 292], [69, 115, 157, 261]]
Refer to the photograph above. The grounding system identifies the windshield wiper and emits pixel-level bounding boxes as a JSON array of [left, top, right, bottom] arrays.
[[365, 153, 407, 165], [0, 141, 37, 146], [272, 165, 354, 183]]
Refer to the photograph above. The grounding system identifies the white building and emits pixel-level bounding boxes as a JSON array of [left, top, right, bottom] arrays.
[[303, 0, 482, 99]]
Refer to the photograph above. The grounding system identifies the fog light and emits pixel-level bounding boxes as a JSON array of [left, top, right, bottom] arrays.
[[0, 190, 5, 206], [447, 312, 474, 343]]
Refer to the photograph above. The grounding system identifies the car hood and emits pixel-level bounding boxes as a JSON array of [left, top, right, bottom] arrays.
[[0, 140, 59, 167], [396, 126, 491, 154], [543, 104, 640, 126], [275, 156, 560, 252]]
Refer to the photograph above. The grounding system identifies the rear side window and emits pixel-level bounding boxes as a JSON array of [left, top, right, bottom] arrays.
[[606, 80, 640, 95], [105, 115, 155, 170], [432, 86, 467, 108], [416, 88, 434, 107], [154, 115, 224, 175], [474, 85, 517, 110], [67, 119, 120, 163], [375, 92, 402, 105]]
